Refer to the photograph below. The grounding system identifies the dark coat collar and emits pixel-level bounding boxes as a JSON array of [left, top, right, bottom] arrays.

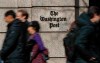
[[7, 19, 21, 29], [77, 12, 96, 27]]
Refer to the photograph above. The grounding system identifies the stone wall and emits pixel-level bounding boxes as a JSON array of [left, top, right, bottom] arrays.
[[0, 0, 89, 63]]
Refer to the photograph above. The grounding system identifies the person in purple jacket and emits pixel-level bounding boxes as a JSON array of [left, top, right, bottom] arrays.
[[27, 21, 49, 63]]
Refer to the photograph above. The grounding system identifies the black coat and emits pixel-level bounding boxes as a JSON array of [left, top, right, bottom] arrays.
[[1, 19, 29, 63], [74, 12, 100, 62]]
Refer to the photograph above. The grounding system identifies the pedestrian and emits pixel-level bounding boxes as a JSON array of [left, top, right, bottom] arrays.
[[27, 21, 49, 63]]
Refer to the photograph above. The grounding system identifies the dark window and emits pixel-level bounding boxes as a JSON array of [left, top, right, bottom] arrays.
[[90, 0, 100, 6]]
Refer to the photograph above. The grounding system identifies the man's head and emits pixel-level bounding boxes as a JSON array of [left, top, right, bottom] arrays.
[[88, 6, 100, 23], [4, 10, 16, 23], [16, 10, 29, 22]]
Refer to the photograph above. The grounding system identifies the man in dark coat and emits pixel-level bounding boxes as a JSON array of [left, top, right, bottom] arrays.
[[16, 10, 29, 63], [1, 10, 25, 63], [67, 6, 100, 63]]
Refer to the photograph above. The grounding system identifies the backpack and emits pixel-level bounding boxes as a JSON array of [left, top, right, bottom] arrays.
[[26, 39, 49, 63], [63, 21, 79, 62]]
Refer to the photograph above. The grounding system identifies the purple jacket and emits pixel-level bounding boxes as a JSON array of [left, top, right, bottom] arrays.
[[28, 33, 45, 51]]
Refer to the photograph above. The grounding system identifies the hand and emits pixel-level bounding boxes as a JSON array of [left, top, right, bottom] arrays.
[[89, 57, 99, 63], [90, 57, 96, 61]]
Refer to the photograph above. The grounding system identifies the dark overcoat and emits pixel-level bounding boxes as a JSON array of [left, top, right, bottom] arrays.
[[1, 19, 29, 63]]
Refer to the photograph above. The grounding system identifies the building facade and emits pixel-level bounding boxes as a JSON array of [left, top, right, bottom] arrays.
[[0, 0, 89, 63]]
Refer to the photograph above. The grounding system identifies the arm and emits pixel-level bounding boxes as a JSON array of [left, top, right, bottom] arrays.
[[75, 26, 95, 61], [31, 44, 39, 59], [34, 33, 45, 51], [1, 26, 20, 60]]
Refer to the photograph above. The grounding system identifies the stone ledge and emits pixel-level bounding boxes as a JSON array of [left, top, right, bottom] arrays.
[[47, 58, 66, 63]]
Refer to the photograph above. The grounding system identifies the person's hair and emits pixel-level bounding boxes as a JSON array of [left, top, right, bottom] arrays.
[[18, 10, 29, 19], [5, 10, 16, 18], [88, 6, 100, 19], [29, 21, 40, 32]]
